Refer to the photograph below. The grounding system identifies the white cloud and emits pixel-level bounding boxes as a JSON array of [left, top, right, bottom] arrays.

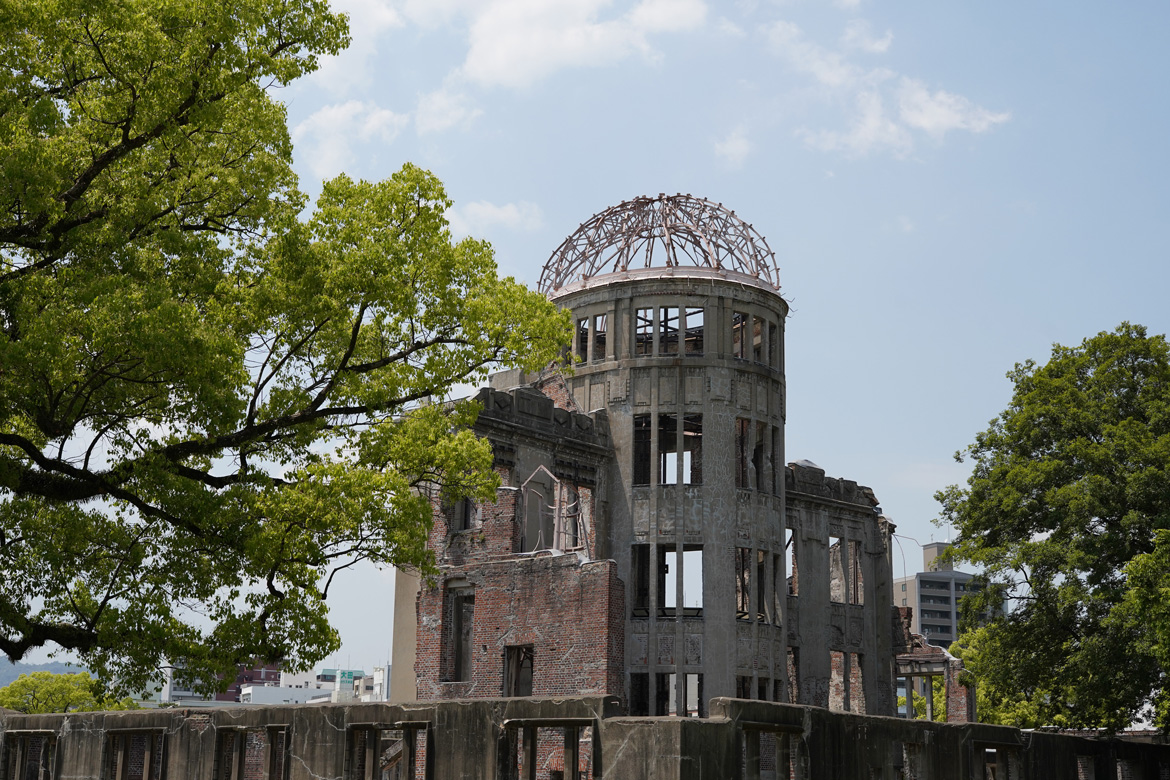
[[628, 0, 707, 32], [446, 200, 545, 237], [309, 0, 404, 93], [292, 101, 408, 179], [898, 78, 1010, 138], [767, 20, 861, 89], [766, 19, 1008, 157], [716, 17, 747, 37], [714, 126, 752, 166], [833, 0, 862, 8], [840, 19, 891, 54], [457, 0, 707, 89], [799, 90, 912, 157], [415, 86, 482, 134], [898, 215, 915, 233]]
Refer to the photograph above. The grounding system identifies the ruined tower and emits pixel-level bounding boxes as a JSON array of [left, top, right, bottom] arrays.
[[400, 194, 896, 718]]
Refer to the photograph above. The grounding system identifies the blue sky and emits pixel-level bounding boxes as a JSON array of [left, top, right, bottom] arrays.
[[275, 0, 1170, 671]]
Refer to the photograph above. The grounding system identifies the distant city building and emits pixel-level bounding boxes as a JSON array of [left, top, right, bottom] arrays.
[[893, 542, 981, 648]]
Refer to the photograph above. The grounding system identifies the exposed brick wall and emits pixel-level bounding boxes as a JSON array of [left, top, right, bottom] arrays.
[[416, 554, 624, 702], [944, 657, 975, 723], [534, 371, 580, 413]]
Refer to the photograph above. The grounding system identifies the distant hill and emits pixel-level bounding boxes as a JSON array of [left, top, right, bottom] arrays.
[[0, 661, 88, 688]]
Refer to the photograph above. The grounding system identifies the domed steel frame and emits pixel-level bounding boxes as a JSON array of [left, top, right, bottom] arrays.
[[538, 194, 780, 295]]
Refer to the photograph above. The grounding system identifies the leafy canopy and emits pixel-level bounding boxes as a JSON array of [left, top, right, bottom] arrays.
[[939, 323, 1170, 729], [0, 0, 570, 695], [0, 671, 137, 713]]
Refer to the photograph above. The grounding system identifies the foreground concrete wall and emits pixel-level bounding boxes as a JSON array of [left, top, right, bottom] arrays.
[[4, 697, 1168, 780]]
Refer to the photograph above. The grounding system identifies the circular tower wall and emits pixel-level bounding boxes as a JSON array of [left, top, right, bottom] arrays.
[[543, 195, 790, 713]]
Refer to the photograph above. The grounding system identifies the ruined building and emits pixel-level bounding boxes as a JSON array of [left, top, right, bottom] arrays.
[[393, 194, 901, 717], [7, 196, 1170, 779]]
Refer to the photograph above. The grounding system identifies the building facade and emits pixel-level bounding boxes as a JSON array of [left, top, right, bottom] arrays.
[[893, 541, 979, 648], [395, 195, 904, 720]]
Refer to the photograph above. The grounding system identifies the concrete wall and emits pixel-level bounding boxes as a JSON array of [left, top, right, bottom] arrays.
[[4, 698, 1168, 780]]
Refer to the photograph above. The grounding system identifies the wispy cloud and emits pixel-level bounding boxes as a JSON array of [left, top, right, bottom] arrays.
[[458, 0, 707, 89], [898, 78, 1010, 138], [766, 18, 1008, 157], [799, 90, 911, 157], [841, 19, 892, 54], [714, 126, 753, 166], [309, 0, 404, 93], [446, 200, 545, 237], [415, 85, 482, 134], [292, 101, 408, 179]]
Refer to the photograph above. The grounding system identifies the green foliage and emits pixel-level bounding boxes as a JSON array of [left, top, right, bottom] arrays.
[[938, 323, 1170, 730], [0, 0, 571, 696], [897, 676, 946, 722], [948, 627, 1049, 727], [0, 671, 138, 713]]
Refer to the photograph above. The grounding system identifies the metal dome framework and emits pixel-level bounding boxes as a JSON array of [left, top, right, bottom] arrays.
[[538, 194, 780, 295]]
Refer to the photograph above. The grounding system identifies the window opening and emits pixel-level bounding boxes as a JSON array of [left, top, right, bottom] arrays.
[[659, 306, 679, 354], [735, 547, 752, 620], [654, 673, 672, 716], [732, 312, 748, 358], [504, 645, 534, 697], [829, 536, 846, 604], [632, 544, 650, 618], [590, 313, 607, 364], [752, 421, 766, 492], [758, 678, 769, 701], [5, 734, 55, 780], [576, 318, 588, 364], [756, 549, 767, 622], [735, 418, 750, 489], [448, 589, 475, 682], [686, 674, 703, 717], [658, 414, 679, 485], [268, 728, 290, 780], [736, 676, 752, 699], [664, 673, 702, 716], [769, 321, 779, 367], [521, 465, 586, 552], [657, 547, 670, 618], [655, 544, 703, 619], [850, 539, 865, 605], [682, 546, 703, 614], [683, 414, 702, 485], [634, 308, 653, 356], [217, 730, 246, 780], [684, 307, 704, 354], [753, 316, 764, 363], [771, 425, 781, 495], [633, 414, 651, 486], [772, 553, 783, 625], [446, 497, 476, 532], [106, 732, 165, 780], [630, 673, 650, 716], [663, 549, 679, 611], [786, 528, 798, 596]]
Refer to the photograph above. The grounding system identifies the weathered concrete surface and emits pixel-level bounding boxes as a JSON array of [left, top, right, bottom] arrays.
[[5, 696, 1169, 780]]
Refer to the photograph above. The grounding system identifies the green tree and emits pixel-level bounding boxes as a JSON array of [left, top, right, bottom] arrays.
[[938, 323, 1170, 730], [947, 626, 1048, 727], [0, 671, 137, 713], [0, 0, 570, 695]]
